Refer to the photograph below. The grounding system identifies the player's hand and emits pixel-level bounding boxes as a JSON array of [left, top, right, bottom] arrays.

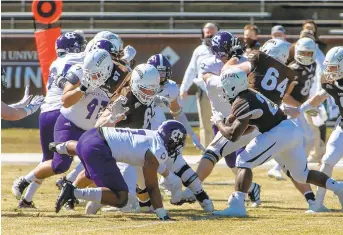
[[180, 91, 188, 100], [154, 95, 170, 107], [24, 95, 45, 116], [283, 106, 301, 119], [191, 133, 206, 152], [210, 111, 224, 125], [121, 45, 136, 63], [9, 85, 33, 108], [155, 208, 173, 221], [230, 37, 244, 60]]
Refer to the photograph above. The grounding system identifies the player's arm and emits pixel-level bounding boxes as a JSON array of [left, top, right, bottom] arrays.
[[143, 150, 170, 220], [95, 95, 128, 127], [1, 101, 28, 120], [61, 81, 83, 108], [215, 116, 250, 142], [283, 94, 302, 107], [221, 61, 252, 74]]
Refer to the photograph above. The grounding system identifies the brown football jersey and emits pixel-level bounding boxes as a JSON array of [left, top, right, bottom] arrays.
[[247, 50, 297, 105], [322, 79, 343, 118], [231, 89, 287, 133], [100, 61, 130, 97], [289, 61, 316, 104]]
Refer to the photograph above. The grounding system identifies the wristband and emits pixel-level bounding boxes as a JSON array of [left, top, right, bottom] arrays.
[[76, 84, 88, 93], [298, 102, 314, 114], [23, 106, 32, 116]]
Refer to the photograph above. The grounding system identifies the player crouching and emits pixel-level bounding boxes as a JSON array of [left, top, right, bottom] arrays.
[[53, 120, 187, 220], [212, 67, 343, 217]]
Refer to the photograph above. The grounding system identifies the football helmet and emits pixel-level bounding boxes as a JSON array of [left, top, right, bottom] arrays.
[[86, 39, 118, 59], [55, 32, 86, 57], [211, 31, 236, 59], [94, 31, 123, 57], [130, 64, 160, 105], [295, 37, 316, 66], [83, 49, 114, 88], [260, 39, 290, 64], [323, 46, 343, 81], [221, 67, 248, 101], [157, 120, 187, 157], [147, 54, 172, 85]]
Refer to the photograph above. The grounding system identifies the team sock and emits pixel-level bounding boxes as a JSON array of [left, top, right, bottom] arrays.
[[66, 163, 84, 182], [24, 171, 38, 183], [304, 191, 315, 202], [23, 180, 43, 202], [74, 188, 102, 203]]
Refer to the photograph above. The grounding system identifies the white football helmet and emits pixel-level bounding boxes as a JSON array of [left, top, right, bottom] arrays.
[[295, 38, 316, 65], [220, 67, 248, 101], [84, 39, 95, 56], [260, 39, 290, 64], [130, 64, 160, 105], [83, 49, 114, 88], [94, 31, 123, 54], [323, 46, 343, 81]]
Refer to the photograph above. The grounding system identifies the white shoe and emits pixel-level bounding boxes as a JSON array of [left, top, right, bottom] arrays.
[[159, 177, 171, 196], [334, 187, 343, 211], [179, 188, 196, 204], [86, 201, 102, 214], [213, 195, 247, 217], [267, 169, 285, 180], [101, 194, 138, 213], [12, 177, 30, 200], [305, 200, 330, 213], [162, 174, 183, 204], [200, 199, 214, 212]]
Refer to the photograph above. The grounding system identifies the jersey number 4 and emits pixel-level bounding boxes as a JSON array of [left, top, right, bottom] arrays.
[[261, 67, 289, 98]]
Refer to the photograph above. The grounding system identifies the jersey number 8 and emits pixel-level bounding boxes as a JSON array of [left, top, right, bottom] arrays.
[[261, 67, 289, 98]]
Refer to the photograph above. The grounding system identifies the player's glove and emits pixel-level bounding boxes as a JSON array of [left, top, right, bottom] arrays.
[[154, 95, 170, 108], [9, 85, 32, 108], [24, 95, 45, 116], [230, 37, 244, 60], [191, 133, 206, 152], [210, 111, 224, 125], [155, 208, 172, 220], [121, 45, 136, 63]]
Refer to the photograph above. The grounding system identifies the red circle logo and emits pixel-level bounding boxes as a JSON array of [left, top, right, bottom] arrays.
[[32, 0, 62, 24]]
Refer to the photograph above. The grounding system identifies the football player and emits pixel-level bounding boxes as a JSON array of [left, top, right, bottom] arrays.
[[213, 67, 343, 217], [147, 54, 213, 211], [54, 120, 187, 221], [268, 37, 317, 180], [12, 49, 124, 208], [285, 46, 343, 212], [192, 32, 262, 207], [11, 32, 86, 208]]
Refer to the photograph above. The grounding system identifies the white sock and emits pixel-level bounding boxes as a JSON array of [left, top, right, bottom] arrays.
[[248, 182, 256, 193], [23, 180, 43, 202], [74, 188, 102, 203], [325, 178, 342, 193], [56, 142, 69, 155], [272, 163, 281, 171], [317, 163, 334, 204], [66, 163, 84, 182], [187, 177, 204, 195], [24, 171, 38, 183]]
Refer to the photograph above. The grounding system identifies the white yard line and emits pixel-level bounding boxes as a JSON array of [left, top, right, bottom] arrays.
[[2, 153, 343, 168]]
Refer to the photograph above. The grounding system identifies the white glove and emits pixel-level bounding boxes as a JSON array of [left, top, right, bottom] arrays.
[[9, 85, 32, 108], [154, 95, 170, 108], [24, 95, 45, 116], [191, 133, 205, 152], [121, 45, 136, 63], [210, 111, 224, 125], [155, 208, 171, 220], [101, 96, 130, 126]]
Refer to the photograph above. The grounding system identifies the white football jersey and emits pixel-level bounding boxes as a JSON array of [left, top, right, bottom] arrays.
[[151, 80, 179, 130], [101, 127, 168, 167], [60, 64, 109, 130], [200, 56, 232, 117], [41, 53, 85, 113]]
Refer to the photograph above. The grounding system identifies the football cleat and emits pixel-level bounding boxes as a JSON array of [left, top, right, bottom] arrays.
[[213, 195, 247, 217], [12, 177, 30, 200], [18, 199, 37, 209], [49, 142, 63, 153], [55, 181, 76, 213], [86, 201, 102, 214], [335, 187, 343, 211], [248, 183, 261, 207], [305, 201, 330, 213], [55, 176, 66, 190], [267, 168, 285, 180], [176, 188, 196, 205], [200, 199, 214, 212]]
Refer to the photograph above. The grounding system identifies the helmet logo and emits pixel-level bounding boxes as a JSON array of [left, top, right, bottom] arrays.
[[171, 129, 184, 142], [337, 55, 343, 62], [135, 67, 144, 78], [96, 53, 107, 67], [212, 35, 221, 47], [64, 32, 76, 39]]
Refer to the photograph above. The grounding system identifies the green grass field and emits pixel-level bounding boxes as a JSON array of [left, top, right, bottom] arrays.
[[2, 164, 343, 235]]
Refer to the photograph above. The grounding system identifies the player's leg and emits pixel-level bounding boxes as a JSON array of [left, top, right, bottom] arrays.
[[56, 128, 129, 214], [12, 110, 60, 204], [197, 90, 213, 147], [314, 124, 343, 212]]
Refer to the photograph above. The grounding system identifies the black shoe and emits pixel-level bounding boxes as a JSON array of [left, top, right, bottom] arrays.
[[49, 142, 63, 153], [12, 177, 30, 200], [18, 198, 37, 209], [55, 181, 76, 213], [55, 176, 67, 190]]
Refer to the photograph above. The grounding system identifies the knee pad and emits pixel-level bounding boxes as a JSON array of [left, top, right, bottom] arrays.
[[175, 164, 198, 187], [51, 154, 73, 174]]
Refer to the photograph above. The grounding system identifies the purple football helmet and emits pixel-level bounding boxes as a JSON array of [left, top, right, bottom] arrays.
[[89, 39, 119, 59], [55, 32, 86, 57], [147, 54, 172, 85], [211, 31, 236, 59], [157, 120, 187, 157]]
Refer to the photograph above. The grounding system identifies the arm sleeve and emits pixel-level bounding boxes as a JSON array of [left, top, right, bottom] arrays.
[[65, 65, 82, 85], [247, 51, 260, 72], [180, 47, 199, 93]]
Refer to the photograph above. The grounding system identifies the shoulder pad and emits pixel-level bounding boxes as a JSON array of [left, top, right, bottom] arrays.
[[200, 56, 223, 75], [65, 64, 83, 85]]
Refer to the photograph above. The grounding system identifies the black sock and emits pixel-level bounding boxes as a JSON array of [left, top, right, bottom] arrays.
[[195, 191, 209, 203], [304, 191, 315, 202]]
